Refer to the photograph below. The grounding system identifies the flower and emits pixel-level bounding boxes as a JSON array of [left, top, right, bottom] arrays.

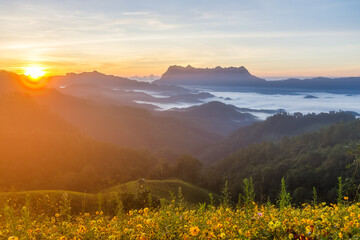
[[190, 226, 200, 236], [8, 237, 19, 240]]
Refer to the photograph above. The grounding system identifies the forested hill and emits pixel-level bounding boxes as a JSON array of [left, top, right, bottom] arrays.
[[196, 111, 356, 164], [208, 119, 360, 203]]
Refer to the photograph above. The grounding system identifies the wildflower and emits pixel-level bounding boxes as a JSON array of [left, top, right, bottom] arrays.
[[139, 234, 148, 240], [55, 213, 60, 218], [288, 233, 294, 239], [338, 232, 343, 239], [8, 237, 19, 240], [219, 232, 226, 238], [344, 196, 349, 201], [190, 226, 200, 236]]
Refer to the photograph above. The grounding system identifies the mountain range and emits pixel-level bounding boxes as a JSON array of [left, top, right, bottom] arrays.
[[154, 65, 360, 92]]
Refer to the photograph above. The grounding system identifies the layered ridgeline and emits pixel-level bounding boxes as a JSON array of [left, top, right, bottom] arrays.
[[154, 65, 360, 91], [159, 101, 261, 136], [47, 71, 214, 110], [0, 71, 222, 159], [0, 93, 160, 191]]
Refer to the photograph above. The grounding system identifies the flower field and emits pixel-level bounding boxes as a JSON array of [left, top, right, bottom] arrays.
[[1, 195, 360, 240]]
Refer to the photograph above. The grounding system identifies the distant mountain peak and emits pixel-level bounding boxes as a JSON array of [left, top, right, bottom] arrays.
[[154, 65, 264, 86]]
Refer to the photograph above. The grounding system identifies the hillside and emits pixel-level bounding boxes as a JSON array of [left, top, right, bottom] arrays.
[[196, 111, 356, 164], [0, 93, 159, 191], [209, 120, 360, 203]]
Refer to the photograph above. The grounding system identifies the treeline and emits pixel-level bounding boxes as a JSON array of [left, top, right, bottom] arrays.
[[201, 120, 360, 203], [196, 111, 356, 164]]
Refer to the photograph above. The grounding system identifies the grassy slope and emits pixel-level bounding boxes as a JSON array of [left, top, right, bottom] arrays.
[[103, 179, 215, 204]]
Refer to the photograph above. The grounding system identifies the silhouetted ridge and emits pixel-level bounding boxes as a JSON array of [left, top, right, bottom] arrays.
[[160, 101, 258, 135]]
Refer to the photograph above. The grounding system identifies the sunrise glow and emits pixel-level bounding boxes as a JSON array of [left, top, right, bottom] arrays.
[[23, 67, 46, 80]]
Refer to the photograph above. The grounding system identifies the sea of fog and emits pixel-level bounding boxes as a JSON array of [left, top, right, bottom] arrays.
[[209, 91, 360, 119], [141, 89, 360, 120]]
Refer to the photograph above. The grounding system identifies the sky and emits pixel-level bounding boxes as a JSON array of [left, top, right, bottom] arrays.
[[0, 0, 359, 78]]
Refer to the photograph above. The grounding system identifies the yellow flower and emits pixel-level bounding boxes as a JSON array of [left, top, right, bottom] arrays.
[[8, 237, 19, 240], [344, 196, 349, 200], [338, 232, 343, 239], [139, 233, 148, 240], [288, 233, 294, 239], [55, 213, 60, 218], [190, 226, 200, 236], [219, 232, 226, 238]]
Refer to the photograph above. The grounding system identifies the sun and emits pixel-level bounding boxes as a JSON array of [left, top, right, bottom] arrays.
[[24, 67, 46, 81], [20, 66, 49, 89]]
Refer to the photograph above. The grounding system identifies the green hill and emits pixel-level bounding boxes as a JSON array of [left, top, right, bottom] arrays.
[[103, 179, 216, 204]]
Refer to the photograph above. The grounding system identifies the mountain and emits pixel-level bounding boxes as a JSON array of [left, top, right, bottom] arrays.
[[154, 65, 265, 86], [196, 111, 356, 164], [159, 101, 259, 135], [269, 76, 360, 91]]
